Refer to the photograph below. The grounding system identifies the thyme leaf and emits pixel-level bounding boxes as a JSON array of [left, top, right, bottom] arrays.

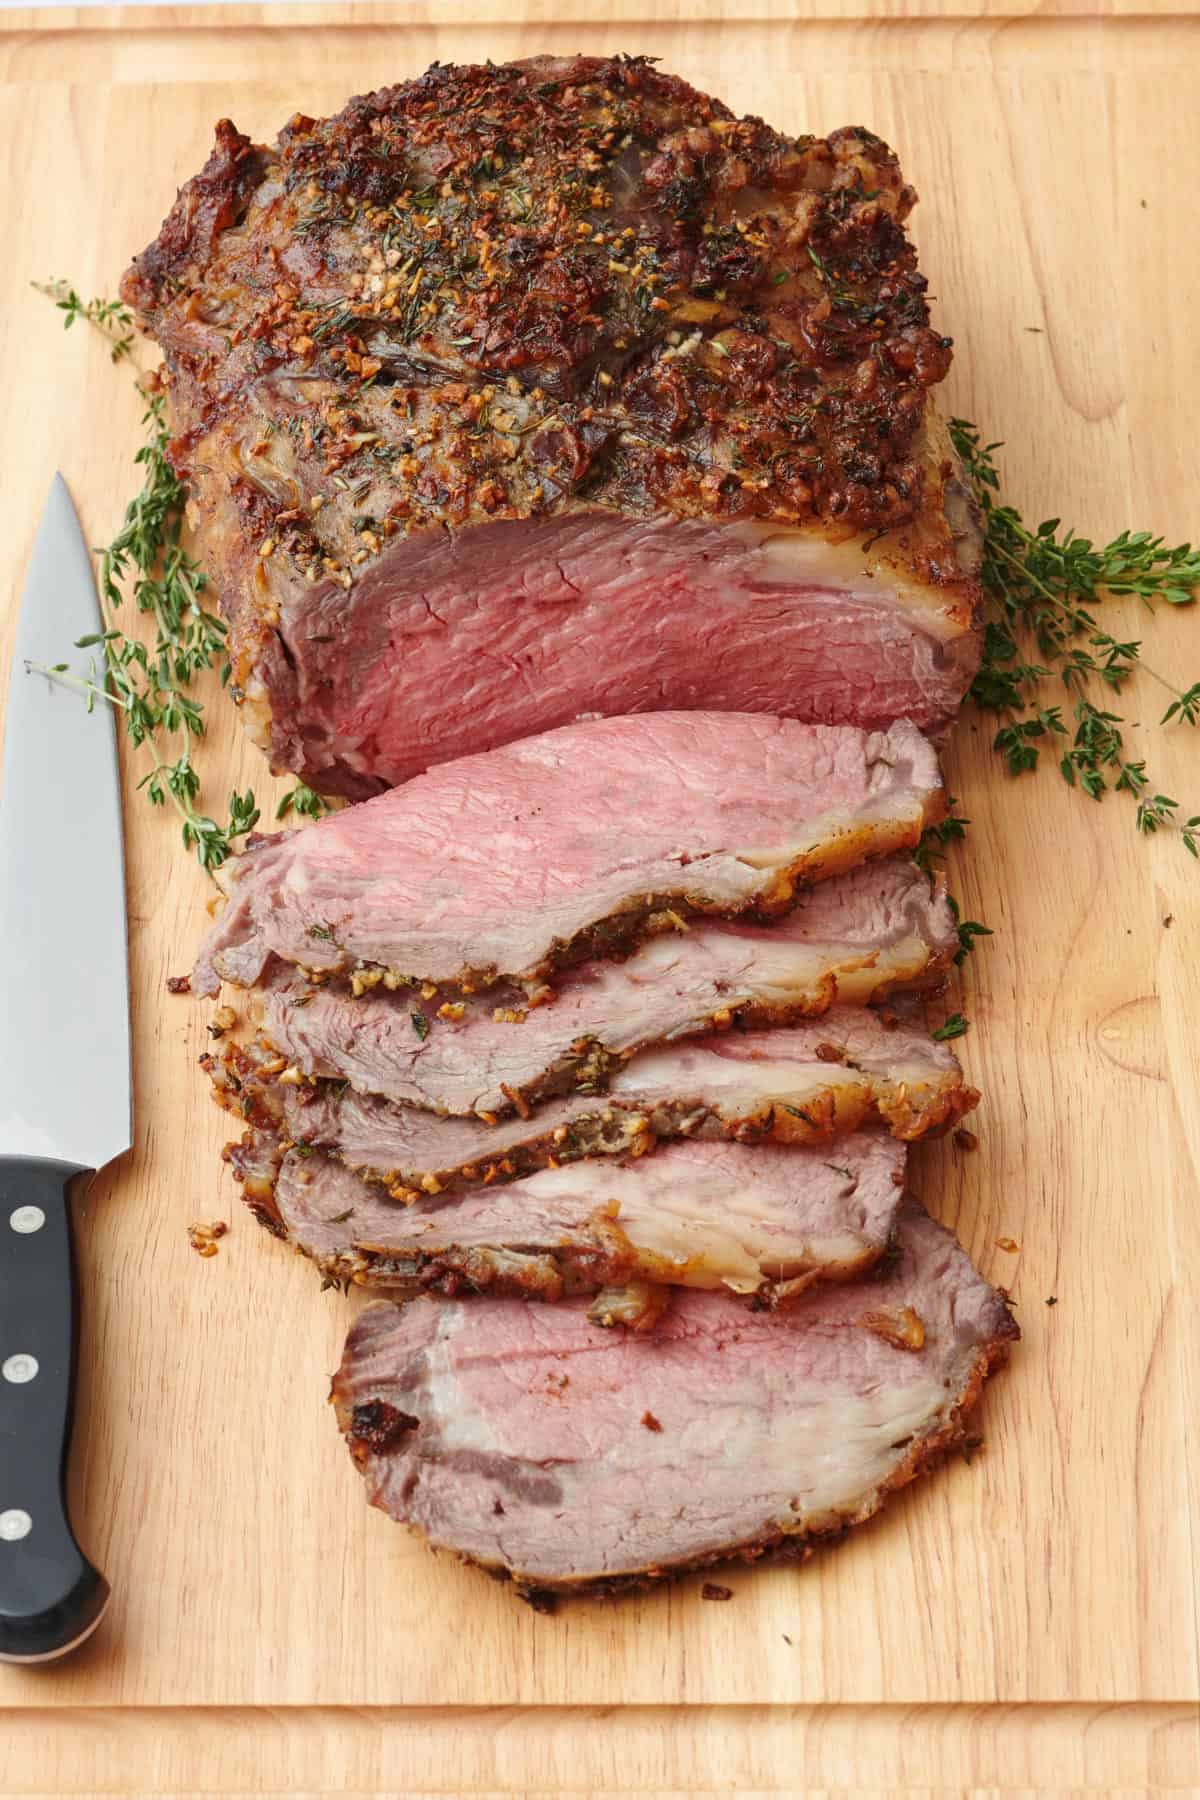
[[1162, 682, 1200, 728], [276, 782, 333, 822], [945, 896, 993, 965], [914, 803, 969, 874]]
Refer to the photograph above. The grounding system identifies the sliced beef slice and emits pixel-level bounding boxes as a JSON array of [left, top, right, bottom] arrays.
[[330, 1197, 1017, 1596], [243, 856, 957, 1116], [193, 713, 942, 996], [214, 1004, 974, 1195], [234, 1128, 907, 1303]]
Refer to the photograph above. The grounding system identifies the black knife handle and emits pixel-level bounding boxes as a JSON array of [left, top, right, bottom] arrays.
[[0, 1157, 109, 1662]]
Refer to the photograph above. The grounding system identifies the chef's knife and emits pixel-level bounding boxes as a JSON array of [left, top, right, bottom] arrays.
[[0, 475, 131, 1662]]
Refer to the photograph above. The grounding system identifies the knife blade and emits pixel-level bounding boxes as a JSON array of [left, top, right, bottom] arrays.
[[0, 475, 131, 1662]]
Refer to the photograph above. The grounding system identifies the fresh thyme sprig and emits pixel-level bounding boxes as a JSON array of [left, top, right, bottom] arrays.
[[947, 897, 992, 966], [32, 652, 260, 869], [36, 357, 260, 870], [34, 283, 330, 868], [915, 803, 987, 995], [951, 419, 1200, 856], [913, 805, 969, 875], [32, 280, 136, 363]]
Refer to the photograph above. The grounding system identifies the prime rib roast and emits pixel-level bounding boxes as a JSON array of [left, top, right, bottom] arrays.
[[229, 1125, 909, 1305], [331, 1198, 1016, 1597], [139, 58, 1011, 1605], [122, 54, 981, 798], [193, 711, 942, 996]]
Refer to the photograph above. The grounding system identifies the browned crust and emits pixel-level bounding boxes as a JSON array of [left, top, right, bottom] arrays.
[[329, 1318, 1017, 1605], [221, 1128, 288, 1237], [245, 936, 846, 1037], [264, 1220, 886, 1306], [231, 868, 960, 1118], [122, 118, 268, 313], [123, 57, 966, 551]]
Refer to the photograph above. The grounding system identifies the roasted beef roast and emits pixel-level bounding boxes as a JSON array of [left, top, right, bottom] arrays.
[[232, 1126, 908, 1302], [194, 712, 942, 996], [123, 56, 981, 797], [331, 1197, 1016, 1595], [151, 51, 1009, 1607]]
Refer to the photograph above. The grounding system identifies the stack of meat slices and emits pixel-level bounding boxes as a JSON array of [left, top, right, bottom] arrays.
[[197, 712, 1017, 1602]]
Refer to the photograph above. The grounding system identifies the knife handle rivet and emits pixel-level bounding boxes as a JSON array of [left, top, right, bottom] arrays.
[[7, 1206, 45, 1235], [0, 1509, 32, 1542], [1, 1354, 38, 1385]]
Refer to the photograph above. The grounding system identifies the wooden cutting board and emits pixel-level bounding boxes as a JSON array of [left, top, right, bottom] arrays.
[[1, 4, 1199, 1792]]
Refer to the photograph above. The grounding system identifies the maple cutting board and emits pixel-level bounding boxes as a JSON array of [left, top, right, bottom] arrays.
[[1, 4, 1199, 1793]]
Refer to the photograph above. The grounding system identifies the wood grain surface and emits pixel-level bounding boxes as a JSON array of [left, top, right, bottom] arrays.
[[0, 4, 1197, 1791], [4, 1701, 1200, 1795]]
